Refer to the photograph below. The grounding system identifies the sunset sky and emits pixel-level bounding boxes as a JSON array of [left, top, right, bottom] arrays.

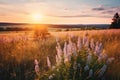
[[0, 0, 120, 24]]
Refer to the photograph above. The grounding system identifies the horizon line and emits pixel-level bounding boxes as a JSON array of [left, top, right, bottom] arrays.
[[0, 22, 110, 25]]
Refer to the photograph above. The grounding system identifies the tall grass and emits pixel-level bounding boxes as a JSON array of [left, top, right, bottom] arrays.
[[0, 29, 120, 80]]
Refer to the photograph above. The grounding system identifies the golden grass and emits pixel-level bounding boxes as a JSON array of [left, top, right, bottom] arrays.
[[50, 29, 120, 80], [0, 29, 120, 80]]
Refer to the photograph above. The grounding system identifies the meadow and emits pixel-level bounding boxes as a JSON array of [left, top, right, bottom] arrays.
[[0, 29, 120, 80]]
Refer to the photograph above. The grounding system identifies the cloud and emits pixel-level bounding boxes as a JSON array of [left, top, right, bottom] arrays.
[[92, 7, 105, 11], [49, 14, 111, 18], [0, 4, 29, 15], [51, 15, 92, 18], [102, 10, 114, 14], [0, 0, 46, 4], [102, 7, 120, 14], [92, 6, 120, 15]]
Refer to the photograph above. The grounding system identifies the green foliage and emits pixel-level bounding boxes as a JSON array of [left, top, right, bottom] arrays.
[[110, 12, 120, 29]]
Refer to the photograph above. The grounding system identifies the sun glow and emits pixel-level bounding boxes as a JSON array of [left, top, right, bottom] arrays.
[[30, 13, 43, 23]]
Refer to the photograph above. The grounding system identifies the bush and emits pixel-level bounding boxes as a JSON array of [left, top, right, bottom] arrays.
[[34, 27, 50, 40]]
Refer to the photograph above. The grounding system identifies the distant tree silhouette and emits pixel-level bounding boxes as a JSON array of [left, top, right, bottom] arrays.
[[109, 12, 120, 29]]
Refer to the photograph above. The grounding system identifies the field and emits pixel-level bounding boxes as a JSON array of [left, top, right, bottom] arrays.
[[0, 29, 120, 80]]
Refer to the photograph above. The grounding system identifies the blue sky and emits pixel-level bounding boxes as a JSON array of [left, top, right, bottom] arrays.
[[0, 0, 120, 24]]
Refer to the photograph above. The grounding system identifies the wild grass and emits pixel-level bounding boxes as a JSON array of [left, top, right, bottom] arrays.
[[0, 29, 120, 80]]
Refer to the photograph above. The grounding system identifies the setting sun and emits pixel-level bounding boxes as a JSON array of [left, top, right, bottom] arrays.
[[30, 13, 43, 23]]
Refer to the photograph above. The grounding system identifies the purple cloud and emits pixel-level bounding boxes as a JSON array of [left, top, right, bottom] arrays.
[[49, 14, 111, 18], [54, 15, 92, 18], [102, 10, 114, 14], [92, 6, 120, 15], [48, 14, 93, 18], [92, 7, 105, 11]]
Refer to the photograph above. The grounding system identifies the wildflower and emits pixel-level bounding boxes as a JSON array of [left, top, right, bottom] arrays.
[[35, 64, 40, 74], [67, 38, 73, 55], [77, 37, 82, 51], [98, 52, 108, 62], [99, 42, 103, 52], [52, 66, 55, 70], [87, 54, 92, 64], [69, 33, 74, 41], [56, 42, 62, 61], [67, 40, 77, 59], [97, 56, 102, 62], [98, 64, 107, 78], [69, 36, 77, 55], [106, 57, 115, 64], [90, 38, 95, 50], [56, 37, 59, 42], [64, 57, 69, 63], [101, 52, 108, 60], [63, 41, 69, 62], [47, 56, 51, 69], [88, 69, 93, 77], [77, 63, 81, 68], [84, 65, 89, 71], [52, 73, 55, 76], [85, 39, 89, 48], [72, 43, 77, 56], [73, 62, 77, 70], [76, 63, 81, 76], [34, 59, 39, 65], [63, 41, 67, 56], [56, 55, 59, 66], [49, 75, 53, 80], [83, 32, 88, 46], [67, 43, 72, 56], [34, 59, 40, 75], [57, 68, 59, 72], [94, 41, 100, 56]]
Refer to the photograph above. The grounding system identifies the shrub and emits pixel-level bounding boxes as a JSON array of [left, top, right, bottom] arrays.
[[34, 27, 50, 40]]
